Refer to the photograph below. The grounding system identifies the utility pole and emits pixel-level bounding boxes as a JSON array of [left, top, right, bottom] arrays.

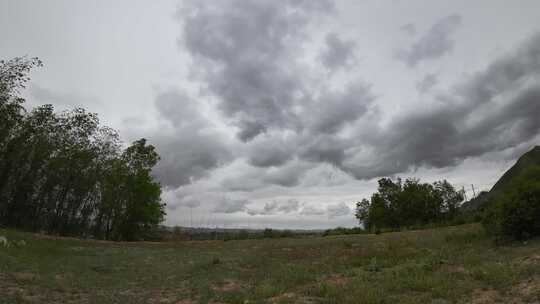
[[471, 184, 476, 198], [462, 186, 468, 201]]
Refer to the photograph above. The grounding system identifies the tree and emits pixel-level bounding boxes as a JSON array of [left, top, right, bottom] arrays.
[[0, 57, 165, 240], [355, 177, 465, 231], [483, 167, 540, 241]]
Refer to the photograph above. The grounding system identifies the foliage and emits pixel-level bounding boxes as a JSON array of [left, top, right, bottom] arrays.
[[323, 226, 366, 236], [461, 146, 540, 214], [482, 166, 540, 242], [0, 57, 164, 240], [355, 178, 465, 231], [263, 228, 294, 238]]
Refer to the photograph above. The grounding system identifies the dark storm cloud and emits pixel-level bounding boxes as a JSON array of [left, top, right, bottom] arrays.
[[299, 135, 348, 167], [344, 32, 540, 179], [179, 0, 334, 141], [307, 83, 374, 134], [397, 14, 462, 67], [320, 33, 356, 70], [247, 136, 294, 167], [173, 1, 540, 192], [416, 73, 439, 93], [151, 90, 232, 188], [221, 160, 311, 191]]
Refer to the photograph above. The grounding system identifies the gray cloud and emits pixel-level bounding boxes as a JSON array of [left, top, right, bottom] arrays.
[[299, 135, 348, 167], [300, 205, 326, 216], [326, 202, 351, 218], [151, 90, 232, 188], [221, 159, 313, 191], [179, 0, 333, 141], [307, 83, 374, 134], [344, 32, 540, 179], [320, 33, 356, 70], [247, 199, 300, 215], [166, 194, 201, 211], [400, 23, 417, 36], [397, 14, 462, 67], [213, 198, 250, 214], [246, 135, 294, 167], [416, 73, 439, 93]]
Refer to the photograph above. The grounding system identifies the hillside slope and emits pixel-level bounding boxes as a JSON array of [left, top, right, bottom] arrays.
[[462, 145, 540, 212]]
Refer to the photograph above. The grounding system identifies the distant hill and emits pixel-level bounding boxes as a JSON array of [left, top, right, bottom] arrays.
[[461, 146, 540, 213]]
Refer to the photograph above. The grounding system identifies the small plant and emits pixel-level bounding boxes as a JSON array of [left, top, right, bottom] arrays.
[[365, 257, 381, 272]]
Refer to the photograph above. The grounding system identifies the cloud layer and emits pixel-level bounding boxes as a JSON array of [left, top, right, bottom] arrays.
[[151, 2, 540, 217], [397, 14, 462, 67]]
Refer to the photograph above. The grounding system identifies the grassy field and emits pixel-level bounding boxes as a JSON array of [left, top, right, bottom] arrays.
[[1, 224, 539, 304]]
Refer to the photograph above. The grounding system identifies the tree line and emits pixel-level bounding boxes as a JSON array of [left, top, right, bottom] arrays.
[[355, 178, 465, 232], [0, 57, 165, 240]]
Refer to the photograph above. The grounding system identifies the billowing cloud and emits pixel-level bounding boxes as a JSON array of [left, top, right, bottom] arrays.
[[306, 83, 374, 134], [150, 90, 232, 187], [397, 14, 462, 67], [416, 73, 439, 93], [344, 32, 540, 179], [221, 159, 312, 191], [247, 199, 300, 215], [179, 0, 334, 141], [320, 33, 356, 70], [213, 198, 251, 214], [6, 0, 540, 229]]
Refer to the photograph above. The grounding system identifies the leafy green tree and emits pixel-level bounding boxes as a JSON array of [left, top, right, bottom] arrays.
[[0, 57, 165, 240], [355, 177, 465, 231], [483, 167, 540, 241]]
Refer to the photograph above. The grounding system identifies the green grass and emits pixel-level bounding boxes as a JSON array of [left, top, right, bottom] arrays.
[[1, 224, 539, 303]]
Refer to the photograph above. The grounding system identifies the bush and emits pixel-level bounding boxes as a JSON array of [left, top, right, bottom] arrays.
[[323, 227, 366, 236], [355, 178, 465, 232], [483, 169, 540, 242]]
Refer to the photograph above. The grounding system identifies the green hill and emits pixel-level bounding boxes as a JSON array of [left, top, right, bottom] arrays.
[[461, 145, 540, 213]]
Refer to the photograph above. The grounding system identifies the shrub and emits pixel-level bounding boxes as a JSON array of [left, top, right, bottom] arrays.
[[483, 168, 540, 242]]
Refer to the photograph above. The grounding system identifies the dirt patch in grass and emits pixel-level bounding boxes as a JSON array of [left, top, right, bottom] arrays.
[[470, 288, 503, 304], [518, 254, 540, 266], [12, 272, 38, 282], [514, 276, 540, 299], [267, 292, 296, 303], [325, 274, 349, 286], [212, 279, 244, 293], [267, 293, 321, 304], [146, 288, 194, 304], [175, 301, 196, 304]]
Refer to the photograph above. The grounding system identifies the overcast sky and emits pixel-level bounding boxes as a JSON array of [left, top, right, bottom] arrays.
[[2, 0, 540, 229]]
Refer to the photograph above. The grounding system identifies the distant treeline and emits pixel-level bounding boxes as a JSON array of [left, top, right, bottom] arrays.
[[161, 227, 320, 241], [355, 178, 465, 232], [0, 57, 165, 241]]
